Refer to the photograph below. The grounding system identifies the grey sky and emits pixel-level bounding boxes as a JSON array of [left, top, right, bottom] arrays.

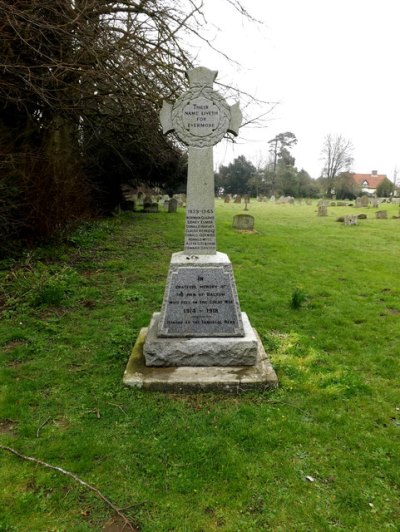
[[192, 0, 400, 180]]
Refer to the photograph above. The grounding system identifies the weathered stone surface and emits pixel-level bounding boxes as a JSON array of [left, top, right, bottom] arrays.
[[232, 214, 254, 230], [376, 210, 388, 219], [125, 66, 277, 386], [157, 252, 244, 337], [184, 146, 216, 254], [144, 202, 159, 213], [124, 327, 278, 393], [318, 205, 328, 216], [168, 198, 178, 213], [144, 312, 257, 366], [344, 214, 358, 225]]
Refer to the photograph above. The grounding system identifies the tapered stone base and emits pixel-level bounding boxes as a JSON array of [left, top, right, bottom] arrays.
[[123, 326, 278, 393], [157, 252, 244, 337]]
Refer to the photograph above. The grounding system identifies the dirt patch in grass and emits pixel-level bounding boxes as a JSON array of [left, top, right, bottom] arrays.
[[0, 420, 17, 436], [3, 339, 28, 353], [39, 307, 70, 319], [102, 516, 138, 531]]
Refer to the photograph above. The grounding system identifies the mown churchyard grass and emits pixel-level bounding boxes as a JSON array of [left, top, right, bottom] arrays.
[[1, 201, 399, 530]]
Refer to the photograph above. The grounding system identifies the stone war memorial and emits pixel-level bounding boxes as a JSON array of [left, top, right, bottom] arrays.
[[123, 66, 278, 392]]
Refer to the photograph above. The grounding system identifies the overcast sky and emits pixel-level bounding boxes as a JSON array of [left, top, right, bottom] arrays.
[[190, 0, 400, 180]]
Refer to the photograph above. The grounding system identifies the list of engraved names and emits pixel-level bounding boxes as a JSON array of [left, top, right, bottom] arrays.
[[184, 208, 215, 252]]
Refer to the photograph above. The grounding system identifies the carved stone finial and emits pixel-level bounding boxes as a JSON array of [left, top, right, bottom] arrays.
[[186, 67, 218, 87]]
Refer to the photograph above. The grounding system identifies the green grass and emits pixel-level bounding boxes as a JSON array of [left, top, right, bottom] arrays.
[[1, 201, 399, 531]]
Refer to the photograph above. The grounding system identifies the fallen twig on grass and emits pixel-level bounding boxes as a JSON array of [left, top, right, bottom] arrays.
[[0, 445, 137, 531], [36, 416, 51, 438]]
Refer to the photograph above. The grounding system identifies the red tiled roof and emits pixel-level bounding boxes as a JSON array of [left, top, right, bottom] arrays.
[[351, 173, 386, 188]]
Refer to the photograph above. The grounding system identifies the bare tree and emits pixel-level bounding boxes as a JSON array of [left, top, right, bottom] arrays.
[[0, 0, 259, 247], [320, 133, 354, 196]]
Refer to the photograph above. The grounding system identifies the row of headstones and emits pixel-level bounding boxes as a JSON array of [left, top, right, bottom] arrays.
[[122, 191, 186, 213], [319, 197, 393, 208], [318, 205, 390, 219], [223, 194, 251, 204], [224, 195, 303, 205]]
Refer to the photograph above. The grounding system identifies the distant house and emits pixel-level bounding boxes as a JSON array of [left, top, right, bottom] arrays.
[[350, 170, 386, 195]]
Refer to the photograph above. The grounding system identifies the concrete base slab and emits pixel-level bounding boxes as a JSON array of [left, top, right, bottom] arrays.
[[123, 327, 278, 393], [144, 312, 257, 366]]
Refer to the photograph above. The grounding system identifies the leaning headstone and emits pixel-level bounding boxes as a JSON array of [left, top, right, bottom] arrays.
[[318, 205, 328, 216], [234, 195, 242, 204], [360, 195, 369, 208], [233, 214, 254, 230], [168, 198, 178, 213], [124, 66, 277, 391], [376, 210, 388, 219], [224, 195, 231, 203]]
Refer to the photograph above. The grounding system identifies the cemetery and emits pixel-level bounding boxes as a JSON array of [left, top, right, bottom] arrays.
[[1, 195, 400, 530], [1, 3, 400, 531]]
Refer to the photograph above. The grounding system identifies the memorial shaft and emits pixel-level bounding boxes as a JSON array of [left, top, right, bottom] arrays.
[[184, 146, 216, 255]]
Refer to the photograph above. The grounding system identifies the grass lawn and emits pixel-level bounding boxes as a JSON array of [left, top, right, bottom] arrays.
[[1, 200, 399, 531]]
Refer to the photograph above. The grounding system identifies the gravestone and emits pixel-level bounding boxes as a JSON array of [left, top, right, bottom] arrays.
[[360, 195, 369, 208], [344, 214, 358, 225], [224, 195, 231, 203], [355, 198, 362, 208], [371, 198, 379, 208], [124, 66, 277, 391], [168, 198, 178, 213], [234, 195, 242, 204], [144, 202, 159, 213], [233, 214, 255, 230], [376, 210, 388, 219], [270, 195, 276, 203], [318, 205, 328, 216]]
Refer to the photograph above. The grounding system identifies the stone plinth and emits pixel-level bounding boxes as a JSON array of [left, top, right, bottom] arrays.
[[124, 327, 278, 393], [144, 312, 257, 367]]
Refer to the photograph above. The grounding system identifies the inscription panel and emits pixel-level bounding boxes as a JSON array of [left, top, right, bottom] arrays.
[[184, 208, 216, 253], [159, 267, 243, 337], [171, 86, 230, 148], [182, 97, 221, 137]]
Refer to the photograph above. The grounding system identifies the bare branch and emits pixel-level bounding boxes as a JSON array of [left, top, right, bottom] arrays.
[[0, 445, 137, 531]]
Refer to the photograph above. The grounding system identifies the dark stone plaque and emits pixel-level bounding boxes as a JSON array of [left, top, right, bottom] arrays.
[[158, 265, 244, 337]]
